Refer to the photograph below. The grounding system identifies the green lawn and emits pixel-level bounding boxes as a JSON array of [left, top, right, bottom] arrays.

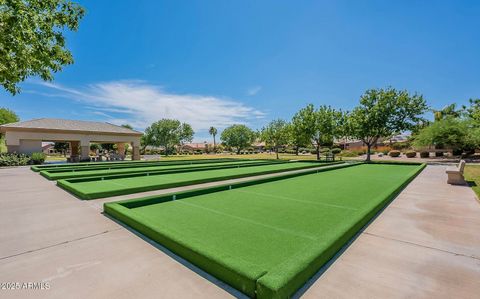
[[464, 165, 480, 199], [58, 161, 341, 199], [105, 163, 424, 298], [40, 159, 272, 180]]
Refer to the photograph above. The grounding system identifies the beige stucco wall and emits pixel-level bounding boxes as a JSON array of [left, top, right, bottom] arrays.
[[4, 131, 140, 147], [18, 140, 42, 155]]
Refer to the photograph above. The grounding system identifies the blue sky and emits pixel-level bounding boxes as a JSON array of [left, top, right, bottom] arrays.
[[1, 0, 480, 141]]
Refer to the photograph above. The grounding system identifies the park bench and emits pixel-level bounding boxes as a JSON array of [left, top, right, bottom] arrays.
[[446, 160, 466, 185]]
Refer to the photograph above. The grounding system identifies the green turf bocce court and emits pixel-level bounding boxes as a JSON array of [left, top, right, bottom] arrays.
[[32, 158, 247, 173], [104, 162, 425, 298], [57, 160, 342, 199], [39, 159, 279, 180]]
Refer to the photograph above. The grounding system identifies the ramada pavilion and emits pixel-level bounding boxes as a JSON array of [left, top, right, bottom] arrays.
[[0, 118, 143, 161]]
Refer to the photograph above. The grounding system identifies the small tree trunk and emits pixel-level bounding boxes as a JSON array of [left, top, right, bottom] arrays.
[[295, 146, 299, 156], [366, 144, 371, 162], [213, 135, 216, 151], [316, 143, 320, 160], [237, 148, 241, 154], [276, 147, 279, 159]]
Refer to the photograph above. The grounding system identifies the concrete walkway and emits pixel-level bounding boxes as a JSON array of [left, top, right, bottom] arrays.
[[0, 165, 479, 298], [301, 165, 480, 298]]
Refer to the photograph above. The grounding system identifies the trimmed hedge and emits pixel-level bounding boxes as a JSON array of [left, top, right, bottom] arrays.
[[420, 151, 429, 158], [405, 151, 417, 158], [389, 150, 401, 157]]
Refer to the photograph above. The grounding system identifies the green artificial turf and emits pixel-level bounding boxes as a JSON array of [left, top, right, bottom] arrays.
[[41, 159, 275, 180], [59, 161, 341, 199], [105, 162, 425, 298], [31, 158, 240, 172]]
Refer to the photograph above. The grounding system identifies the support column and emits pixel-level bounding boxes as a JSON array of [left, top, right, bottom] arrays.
[[80, 140, 90, 162], [80, 146, 90, 161], [117, 143, 125, 160], [70, 141, 80, 162], [132, 145, 140, 160]]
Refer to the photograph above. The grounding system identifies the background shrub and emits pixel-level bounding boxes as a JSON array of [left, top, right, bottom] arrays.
[[30, 152, 46, 164], [331, 148, 342, 155], [337, 150, 357, 157], [392, 142, 410, 150], [320, 148, 330, 153], [0, 153, 31, 166], [353, 149, 366, 155], [420, 151, 429, 158], [389, 150, 401, 157], [435, 151, 444, 157], [452, 149, 463, 156], [405, 151, 417, 158]]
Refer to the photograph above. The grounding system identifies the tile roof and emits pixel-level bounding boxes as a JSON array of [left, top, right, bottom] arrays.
[[0, 118, 143, 135]]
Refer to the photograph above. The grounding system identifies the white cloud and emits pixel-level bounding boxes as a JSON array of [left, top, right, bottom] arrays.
[[37, 80, 265, 133], [246, 86, 262, 96]]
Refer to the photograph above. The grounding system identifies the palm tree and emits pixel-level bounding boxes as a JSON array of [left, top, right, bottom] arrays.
[[209, 126, 217, 152], [432, 103, 462, 121]]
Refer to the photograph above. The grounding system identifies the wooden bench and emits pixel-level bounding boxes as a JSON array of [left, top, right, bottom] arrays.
[[446, 160, 466, 185]]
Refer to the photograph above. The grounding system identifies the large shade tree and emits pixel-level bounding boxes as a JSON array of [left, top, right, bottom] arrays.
[[289, 110, 311, 155], [220, 124, 255, 154], [178, 123, 194, 153], [143, 119, 194, 156], [293, 104, 343, 160], [413, 98, 480, 155], [0, 0, 85, 94], [0, 107, 19, 125], [413, 116, 479, 154], [53, 142, 69, 156], [260, 119, 289, 159], [348, 87, 428, 161], [463, 98, 480, 124]]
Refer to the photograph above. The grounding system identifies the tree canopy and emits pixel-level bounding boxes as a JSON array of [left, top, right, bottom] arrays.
[[0, 107, 19, 125], [432, 103, 462, 121], [413, 99, 480, 155], [292, 104, 343, 160], [179, 123, 194, 146], [348, 87, 428, 161], [260, 119, 289, 159], [121, 124, 134, 130], [220, 124, 255, 154], [143, 119, 194, 156], [289, 108, 312, 155], [0, 0, 85, 95], [413, 117, 479, 154], [463, 98, 480, 123], [53, 142, 69, 156]]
